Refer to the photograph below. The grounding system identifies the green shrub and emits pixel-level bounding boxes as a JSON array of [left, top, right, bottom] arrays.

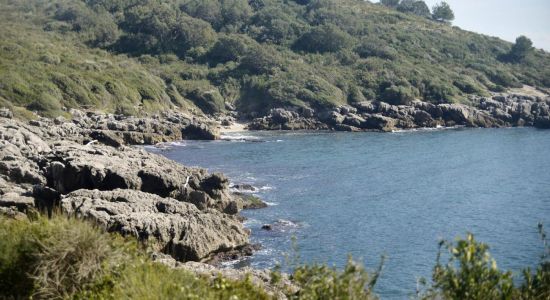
[[290, 257, 381, 300], [293, 24, 354, 53], [0, 216, 124, 298], [428, 234, 517, 299], [240, 46, 283, 74], [207, 34, 250, 64], [0, 215, 271, 300], [420, 226, 550, 300], [380, 85, 415, 105]]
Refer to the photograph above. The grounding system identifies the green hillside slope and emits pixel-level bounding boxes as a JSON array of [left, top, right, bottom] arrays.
[[1, 0, 549, 118]]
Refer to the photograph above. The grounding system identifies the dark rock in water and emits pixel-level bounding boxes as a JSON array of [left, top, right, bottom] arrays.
[[261, 219, 301, 233], [232, 183, 257, 192], [61, 189, 249, 262], [233, 192, 268, 209], [205, 243, 262, 266]]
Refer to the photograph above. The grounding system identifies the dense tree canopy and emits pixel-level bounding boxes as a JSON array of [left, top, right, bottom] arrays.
[[0, 0, 549, 117]]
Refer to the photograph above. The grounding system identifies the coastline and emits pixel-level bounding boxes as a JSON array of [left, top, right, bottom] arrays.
[[1, 103, 549, 297], [0, 108, 291, 297]]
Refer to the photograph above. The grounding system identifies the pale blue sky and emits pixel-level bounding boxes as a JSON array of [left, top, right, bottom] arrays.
[[375, 0, 550, 51]]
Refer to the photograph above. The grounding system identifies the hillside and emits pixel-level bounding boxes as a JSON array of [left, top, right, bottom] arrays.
[[1, 0, 549, 119]]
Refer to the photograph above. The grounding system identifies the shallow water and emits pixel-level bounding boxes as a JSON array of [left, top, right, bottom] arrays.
[[150, 128, 550, 299]]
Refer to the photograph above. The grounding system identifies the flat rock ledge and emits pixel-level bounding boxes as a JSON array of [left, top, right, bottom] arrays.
[[62, 189, 248, 262]]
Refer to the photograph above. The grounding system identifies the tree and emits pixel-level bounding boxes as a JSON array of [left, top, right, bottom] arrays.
[[507, 35, 533, 63], [397, 0, 431, 19], [380, 0, 400, 8], [432, 2, 454, 23]]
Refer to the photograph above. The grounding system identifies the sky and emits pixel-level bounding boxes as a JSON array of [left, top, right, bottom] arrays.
[[375, 0, 550, 51]]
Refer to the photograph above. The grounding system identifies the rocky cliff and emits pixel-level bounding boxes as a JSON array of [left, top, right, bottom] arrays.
[[0, 109, 259, 264]]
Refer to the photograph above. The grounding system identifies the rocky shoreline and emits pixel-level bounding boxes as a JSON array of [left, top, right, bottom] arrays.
[[247, 90, 550, 132], [1, 88, 549, 297], [0, 108, 303, 297]]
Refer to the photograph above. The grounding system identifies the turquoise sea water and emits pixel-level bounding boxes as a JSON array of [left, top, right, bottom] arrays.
[[150, 128, 550, 299]]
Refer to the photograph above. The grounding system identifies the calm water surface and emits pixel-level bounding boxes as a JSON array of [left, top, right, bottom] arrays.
[[150, 128, 550, 299]]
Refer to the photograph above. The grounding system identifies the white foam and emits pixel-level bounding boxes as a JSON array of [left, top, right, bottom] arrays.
[[220, 134, 262, 141], [220, 257, 247, 268], [264, 201, 278, 206], [260, 185, 274, 191], [243, 218, 261, 226], [391, 125, 464, 133]]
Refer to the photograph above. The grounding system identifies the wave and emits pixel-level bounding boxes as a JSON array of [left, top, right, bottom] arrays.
[[260, 185, 274, 191], [220, 257, 248, 268], [263, 201, 278, 206], [220, 134, 263, 142], [391, 125, 465, 133]]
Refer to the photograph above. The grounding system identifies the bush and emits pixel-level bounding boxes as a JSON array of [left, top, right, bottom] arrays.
[[293, 24, 354, 53], [428, 234, 517, 299], [0, 215, 271, 299], [380, 85, 415, 105], [290, 257, 381, 300], [420, 226, 550, 299], [207, 34, 250, 64], [240, 46, 283, 74], [355, 39, 398, 60], [0, 216, 123, 298]]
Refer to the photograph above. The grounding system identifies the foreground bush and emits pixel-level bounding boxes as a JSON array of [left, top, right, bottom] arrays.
[[420, 225, 550, 299], [289, 257, 381, 300], [0, 215, 270, 299], [1, 215, 549, 299]]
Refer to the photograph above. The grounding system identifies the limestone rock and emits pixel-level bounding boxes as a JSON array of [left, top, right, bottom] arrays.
[[61, 189, 249, 262], [44, 141, 239, 213]]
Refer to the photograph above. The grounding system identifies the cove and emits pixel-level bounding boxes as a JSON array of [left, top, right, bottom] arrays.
[[152, 128, 550, 299]]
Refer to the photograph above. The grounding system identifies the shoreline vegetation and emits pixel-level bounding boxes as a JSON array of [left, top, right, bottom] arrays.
[[1, 208, 549, 299]]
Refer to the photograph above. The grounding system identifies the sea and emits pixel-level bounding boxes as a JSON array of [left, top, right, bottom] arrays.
[[147, 127, 550, 299]]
